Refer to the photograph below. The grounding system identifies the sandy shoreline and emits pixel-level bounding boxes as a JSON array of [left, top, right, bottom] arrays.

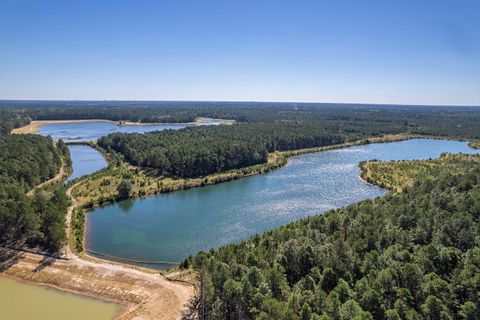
[[11, 117, 234, 134], [0, 248, 194, 319]]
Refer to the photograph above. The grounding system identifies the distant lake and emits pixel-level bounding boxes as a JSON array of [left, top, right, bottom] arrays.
[[38, 119, 222, 142], [86, 139, 479, 266], [38, 122, 188, 142], [66, 145, 108, 183]]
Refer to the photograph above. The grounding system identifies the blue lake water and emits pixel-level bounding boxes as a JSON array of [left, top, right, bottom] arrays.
[[66, 145, 108, 183], [86, 139, 479, 265], [38, 122, 188, 142]]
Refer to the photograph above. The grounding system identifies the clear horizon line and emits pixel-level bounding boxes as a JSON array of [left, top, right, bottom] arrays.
[[0, 98, 479, 108]]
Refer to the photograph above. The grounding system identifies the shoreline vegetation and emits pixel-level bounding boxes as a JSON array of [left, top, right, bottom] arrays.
[[10, 117, 235, 134]]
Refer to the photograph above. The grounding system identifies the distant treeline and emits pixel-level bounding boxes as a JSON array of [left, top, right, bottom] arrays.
[[0, 135, 70, 251], [1, 101, 480, 139], [95, 102, 480, 179], [98, 123, 344, 178], [186, 154, 480, 320]]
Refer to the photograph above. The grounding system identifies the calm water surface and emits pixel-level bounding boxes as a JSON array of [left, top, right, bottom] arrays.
[[86, 139, 479, 264], [0, 277, 122, 320], [66, 145, 108, 183], [38, 120, 220, 142]]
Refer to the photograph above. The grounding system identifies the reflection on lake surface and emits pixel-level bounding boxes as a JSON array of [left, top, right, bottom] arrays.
[[0, 277, 122, 320], [66, 145, 108, 183], [86, 139, 479, 265]]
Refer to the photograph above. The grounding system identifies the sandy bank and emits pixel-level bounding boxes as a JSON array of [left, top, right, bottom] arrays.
[[0, 248, 194, 320]]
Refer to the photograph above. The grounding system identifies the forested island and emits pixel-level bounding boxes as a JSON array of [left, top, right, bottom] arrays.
[[185, 153, 480, 320]]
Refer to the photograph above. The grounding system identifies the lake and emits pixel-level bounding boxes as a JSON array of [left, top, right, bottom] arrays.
[[38, 120, 220, 142], [86, 139, 479, 266], [0, 277, 122, 320], [66, 145, 108, 183]]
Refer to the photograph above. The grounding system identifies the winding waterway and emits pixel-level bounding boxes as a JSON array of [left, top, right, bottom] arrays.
[[66, 145, 108, 183], [85, 139, 479, 265]]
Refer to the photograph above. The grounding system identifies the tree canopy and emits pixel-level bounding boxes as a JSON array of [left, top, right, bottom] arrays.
[[0, 134, 70, 251], [98, 122, 344, 178]]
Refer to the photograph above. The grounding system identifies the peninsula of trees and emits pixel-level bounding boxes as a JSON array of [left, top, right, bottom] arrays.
[[98, 123, 343, 178], [186, 153, 480, 320]]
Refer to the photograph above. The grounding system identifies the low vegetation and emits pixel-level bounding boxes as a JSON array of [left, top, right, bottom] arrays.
[[0, 135, 70, 251], [187, 153, 480, 320], [359, 152, 478, 193]]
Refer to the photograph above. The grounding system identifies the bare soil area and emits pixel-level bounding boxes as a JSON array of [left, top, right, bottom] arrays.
[[0, 248, 194, 320]]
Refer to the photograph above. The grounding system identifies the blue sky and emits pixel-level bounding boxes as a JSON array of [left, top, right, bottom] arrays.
[[0, 0, 479, 105]]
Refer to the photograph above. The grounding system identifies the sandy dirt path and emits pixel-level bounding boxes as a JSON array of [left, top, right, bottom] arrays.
[[27, 158, 65, 196]]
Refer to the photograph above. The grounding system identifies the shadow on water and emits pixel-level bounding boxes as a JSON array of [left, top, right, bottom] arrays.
[[118, 199, 134, 214]]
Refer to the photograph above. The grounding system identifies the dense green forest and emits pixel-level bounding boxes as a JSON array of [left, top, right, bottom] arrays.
[[186, 154, 480, 320], [1, 101, 480, 139], [98, 123, 344, 178], [0, 135, 70, 251], [0, 110, 31, 135]]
